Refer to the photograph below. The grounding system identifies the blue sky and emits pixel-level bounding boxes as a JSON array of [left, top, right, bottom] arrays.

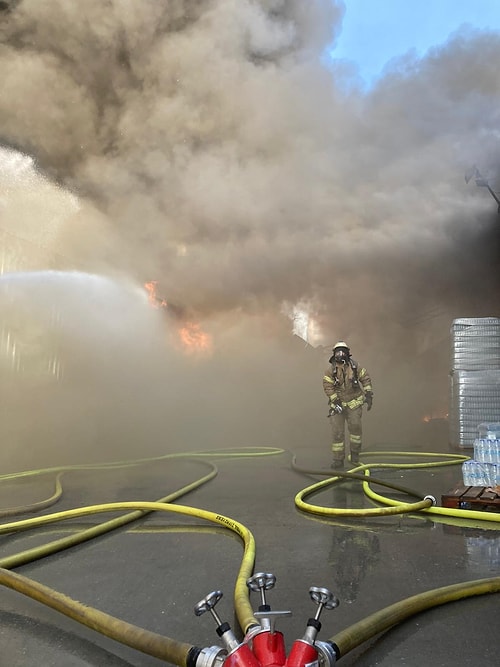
[[331, 0, 500, 87]]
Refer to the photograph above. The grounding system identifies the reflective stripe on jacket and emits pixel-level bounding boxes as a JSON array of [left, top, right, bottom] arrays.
[[323, 359, 372, 408]]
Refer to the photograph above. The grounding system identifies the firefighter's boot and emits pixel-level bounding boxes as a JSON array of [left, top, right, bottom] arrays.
[[331, 457, 344, 469], [350, 451, 360, 465]]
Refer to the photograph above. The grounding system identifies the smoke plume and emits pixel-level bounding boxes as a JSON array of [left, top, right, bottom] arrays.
[[1, 0, 499, 461]]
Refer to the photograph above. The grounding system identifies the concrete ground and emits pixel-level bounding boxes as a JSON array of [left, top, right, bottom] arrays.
[[1, 434, 499, 666]]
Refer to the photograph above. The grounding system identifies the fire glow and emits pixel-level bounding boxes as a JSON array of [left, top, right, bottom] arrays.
[[144, 281, 167, 309], [144, 281, 213, 356], [422, 411, 448, 423], [178, 322, 213, 355]]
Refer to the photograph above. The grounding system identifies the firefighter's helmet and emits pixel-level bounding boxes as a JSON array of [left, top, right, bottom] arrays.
[[330, 341, 350, 364], [332, 341, 350, 354]]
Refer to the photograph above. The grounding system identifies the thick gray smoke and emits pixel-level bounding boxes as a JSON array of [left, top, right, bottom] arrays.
[[0, 0, 499, 463]]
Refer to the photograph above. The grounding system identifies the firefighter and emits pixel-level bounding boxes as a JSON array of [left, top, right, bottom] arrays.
[[323, 341, 373, 468]]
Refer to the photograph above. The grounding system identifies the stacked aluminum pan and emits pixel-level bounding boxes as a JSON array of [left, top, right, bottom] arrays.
[[449, 318, 500, 448]]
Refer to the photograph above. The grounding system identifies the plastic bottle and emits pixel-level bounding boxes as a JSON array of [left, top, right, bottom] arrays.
[[475, 462, 483, 486], [484, 439, 492, 464], [473, 440, 481, 462], [462, 461, 471, 486], [478, 422, 500, 439], [492, 463, 500, 486], [493, 439, 500, 464], [471, 461, 486, 486]]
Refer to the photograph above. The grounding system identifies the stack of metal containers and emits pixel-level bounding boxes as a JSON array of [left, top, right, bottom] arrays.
[[449, 317, 500, 448]]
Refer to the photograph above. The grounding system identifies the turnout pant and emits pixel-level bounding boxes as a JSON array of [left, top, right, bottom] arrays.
[[329, 406, 362, 460]]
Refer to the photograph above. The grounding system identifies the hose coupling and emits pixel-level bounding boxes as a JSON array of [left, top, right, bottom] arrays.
[[194, 590, 262, 667], [315, 640, 338, 666], [195, 646, 227, 667], [423, 495, 437, 506], [243, 624, 262, 643]]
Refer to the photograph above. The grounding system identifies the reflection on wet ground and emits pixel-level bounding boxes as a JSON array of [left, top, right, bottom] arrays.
[[1, 438, 499, 666]]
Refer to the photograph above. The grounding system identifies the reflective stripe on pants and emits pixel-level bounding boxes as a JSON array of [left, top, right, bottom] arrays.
[[329, 405, 363, 456]]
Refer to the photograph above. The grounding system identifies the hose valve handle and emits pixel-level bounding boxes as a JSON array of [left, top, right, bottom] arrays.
[[309, 586, 339, 621], [195, 591, 264, 667], [298, 587, 339, 646], [194, 591, 241, 654], [194, 590, 225, 627], [247, 572, 276, 609]]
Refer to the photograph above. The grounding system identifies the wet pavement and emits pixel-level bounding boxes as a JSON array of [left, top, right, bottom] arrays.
[[1, 437, 499, 666]]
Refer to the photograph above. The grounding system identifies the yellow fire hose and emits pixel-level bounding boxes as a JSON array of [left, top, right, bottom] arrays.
[[0, 566, 196, 665], [0, 449, 275, 662], [0, 448, 499, 663], [0, 472, 64, 518], [0, 500, 258, 664], [293, 451, 500, 523], [0, 460, 219, 570], [0, 447, 283, 518], [330, 576, 500, 659]]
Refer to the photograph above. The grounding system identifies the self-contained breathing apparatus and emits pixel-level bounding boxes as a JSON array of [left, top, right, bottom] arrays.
[[327, 343, 361, 417], [329, 359, 360, 389]]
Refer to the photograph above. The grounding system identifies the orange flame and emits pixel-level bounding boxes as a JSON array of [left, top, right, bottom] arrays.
[[422, 411, 448, 423], [178, 321, 213, 355], [144, 282, 213, 356], [144, 281, 167, 309]]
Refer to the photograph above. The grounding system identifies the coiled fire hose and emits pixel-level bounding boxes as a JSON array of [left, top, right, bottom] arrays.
[[0, 500, 258, 664], [293, 451, 500, 523], [0, 449, 278, 663], [0, 448, 499, 663]]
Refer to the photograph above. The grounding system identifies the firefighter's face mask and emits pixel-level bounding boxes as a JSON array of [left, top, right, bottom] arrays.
[[334, 348, 349, 363]]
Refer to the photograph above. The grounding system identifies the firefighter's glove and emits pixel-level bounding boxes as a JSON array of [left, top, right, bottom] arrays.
[[329, 398, 343, 416], [365, 392, 373, 411]]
